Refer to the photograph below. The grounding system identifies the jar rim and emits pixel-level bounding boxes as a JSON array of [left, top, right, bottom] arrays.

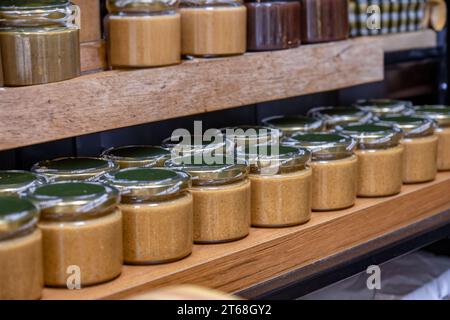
[[336, 123, 403, 149], [0, 170, 47, 196], [354, 99, 413, 115], [0, 196, 39, 238], [377, 116, 436, 138], [102, 145, 171, 168], [307, 106, 372, 128], [261, 115, 324, 135], [413, 105, 450, 127]]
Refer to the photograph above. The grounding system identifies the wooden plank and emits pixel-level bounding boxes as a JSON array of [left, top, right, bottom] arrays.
[[80, 41, 107, 73], [0, 37, 383, 152], [378, 29, 437, 52], [42, 171, 450, 300]]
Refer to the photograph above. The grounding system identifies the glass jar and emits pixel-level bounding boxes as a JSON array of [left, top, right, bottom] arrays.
[[378, 116, 438, 184], [31, 157, 119, 182], [354, 99, 414, 117], [337, 124, 404, 197], [0, 196, 43, 300], [102, 167, 193, 264], [180, 0, 247, 57], [28, 182, 123, 287], [284, 133, 357, 211], [102, 145, 171, 169], [166, 156, 250, 243], [414, 105, 450, 171], [106, 0, 181, 67], [0, 0, 80, 86], [307, 106, 373, 130], [300, 0, 349, 44], [238, 145, 312, 227], [261, 115, 324, 136], [0, 170, 47, 196], [245, 0, 301, 51]]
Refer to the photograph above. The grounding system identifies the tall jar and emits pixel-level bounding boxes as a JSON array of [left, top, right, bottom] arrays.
[[354, 99, 414, 117], [284, 133, 358, 211], [0, 196, 43, 300], [337, 124, 404, 197], [307, 106, 372, 130], [180, 0, 247, 57], [300, 0, 349, 44], [31, 157, 119, 182], [0, 0, 80, 86], [166, 156, 250, 243], [414, 105, 450, 171], [261, 115, 324, 136], [102, 168, 193, 265], [106, 0, 181, 67], [378, 116, 438, 184], [0, 170, 47, 196], [28, 182, 123, 287], [245, 0, 301, 51], [238, 145, 312, 227], [102, 145, 171, 169]]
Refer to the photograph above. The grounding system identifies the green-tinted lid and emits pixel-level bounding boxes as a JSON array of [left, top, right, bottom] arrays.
[[102, 168, 191, 202], [261, 116, 324, 136], [336, 123, 403, 149], [31, 157, 119, 182], [222, 125, 282, 147], [284, 133, 356, 160], [413, 105, 450, 127], [354, 99, 413, 116], [0, 196, 39, 237], [165, 155, 249, 186], [107, 0, 179, 13], [102, 145, 171, 169], [162, 133, 234, 157], [377, 116, 435, 138], [28, 182, 119, 220], [237, 145, 311, 175], [0, 170, 47, 196], [307, 106, 372, 128]]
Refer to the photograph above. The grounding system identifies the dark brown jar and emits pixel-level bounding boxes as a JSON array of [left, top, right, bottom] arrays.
[[300, 0, 349, 44], [246, 0, 301, 51]]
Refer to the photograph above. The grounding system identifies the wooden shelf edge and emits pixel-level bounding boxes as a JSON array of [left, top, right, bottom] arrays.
[[0, 37, 383, 151], [376, 29, 438, 53], [42, 171, 450, 300]]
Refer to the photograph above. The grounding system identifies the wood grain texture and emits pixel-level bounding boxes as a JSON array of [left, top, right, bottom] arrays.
[[42, 171, 450, 300], [80, 41, 107, 73], [73, 0, 102, 43], [0, 37, 383, 151], [378, 29, 437, 52]]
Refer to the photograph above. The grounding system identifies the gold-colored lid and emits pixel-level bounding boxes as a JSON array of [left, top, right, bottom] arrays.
[[377, 116, 436, 138], [261, 116, 324, 136], [336, 123, 403, 149], [102, 145, 171, 169], [162, 133, 234, 157], [28, 182, 119, 220], [107, 0, 179, 13], [354, 99, 413, 116], [31, 157, 119, 182], [0, 196, 39, 238], [102, 168, 191, 202], [307, 106, 372, 129], [413, 105, 450, 127], [221, 125, 282, 147], [237, 145, 311, 175], [0, 170, 47, 196], [283, 133, 356, 161]]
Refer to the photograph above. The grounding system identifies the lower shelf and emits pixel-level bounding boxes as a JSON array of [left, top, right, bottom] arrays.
[[42, 171, 450, 300]]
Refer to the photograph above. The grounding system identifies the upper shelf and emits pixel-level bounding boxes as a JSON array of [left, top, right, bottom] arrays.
[[377, 29, 438, 52], [0, 37, 383, 151]]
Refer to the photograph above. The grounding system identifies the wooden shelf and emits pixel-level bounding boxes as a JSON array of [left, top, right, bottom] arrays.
[[0, 37, 383, 152], [377, 29, 438, 53], [42, 171, 450, 300]]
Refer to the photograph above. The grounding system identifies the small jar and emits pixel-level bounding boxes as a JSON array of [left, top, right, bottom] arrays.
[[245, 0, 301, 51], [284, 133, 357, 211], [307, 106, 372, 130], [0, 0, 80, 86], [378, 116, 438, 184], [166, 156, 250, 243], [222, 126, 282, 149], [162, 133, 235, 157], [31, 157, 119, 182], [28, 182, 123, 287], [106, 0, 181, 67], [0, 196, 43, 300], [102, 145, 171, 169], [300, 0, 349, 44], [414, 105, 450, 171], [239, 145, 312, 227], [337, 124, 404, 197], [261, 115, 324, 136], [354, 99, 414, 117], [0, 170, 47, 196], [180, 0, 247, 57], [102, 168, 193, 265]]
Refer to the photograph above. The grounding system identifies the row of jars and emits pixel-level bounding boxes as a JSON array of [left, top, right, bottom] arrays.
[[1, 100, 449, 299], [0, 0, 349, 86]]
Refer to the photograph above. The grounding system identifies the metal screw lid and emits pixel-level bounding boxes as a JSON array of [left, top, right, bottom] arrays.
[[0, 170, 47, 196], [261, 115, 324, 136], [102, 145, 171, 169], [336, 123, 403, 150]]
